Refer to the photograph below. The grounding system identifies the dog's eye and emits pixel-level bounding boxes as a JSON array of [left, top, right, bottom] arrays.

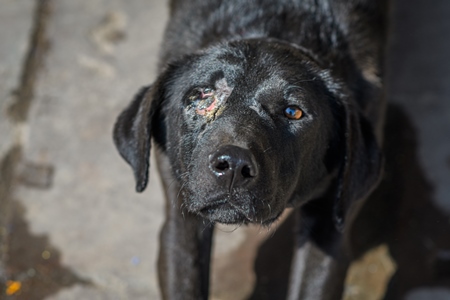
[[187, 87, 218, 116], [189, 88, 214, 102], [284, 106, 303, 120]]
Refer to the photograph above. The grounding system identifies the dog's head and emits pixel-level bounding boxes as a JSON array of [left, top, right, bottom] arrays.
[[114, 39, 381, 229]]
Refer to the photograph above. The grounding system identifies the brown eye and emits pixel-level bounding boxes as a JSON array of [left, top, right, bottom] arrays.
[[284, 105, 303, 120]]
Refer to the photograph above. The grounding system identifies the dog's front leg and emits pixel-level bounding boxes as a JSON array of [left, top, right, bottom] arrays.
[[287, 241, 348, 300], [287, 210, 349, 300], [158, 209, 213, 300], [156, 150, 214, 300]]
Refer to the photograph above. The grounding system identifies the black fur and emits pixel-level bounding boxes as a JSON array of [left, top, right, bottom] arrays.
[[113, 0, 387, 299]]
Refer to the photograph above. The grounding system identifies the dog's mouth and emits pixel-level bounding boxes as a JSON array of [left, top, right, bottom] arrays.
[[193, 194, 282, 225], [198, 198, 253, 224]]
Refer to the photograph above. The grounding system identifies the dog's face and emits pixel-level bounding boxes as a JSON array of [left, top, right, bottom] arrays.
[[114, 39, 381, 228], [159, 41, 345, 225]]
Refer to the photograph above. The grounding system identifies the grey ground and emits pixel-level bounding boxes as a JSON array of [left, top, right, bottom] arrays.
[[0, 0, 449, 299]]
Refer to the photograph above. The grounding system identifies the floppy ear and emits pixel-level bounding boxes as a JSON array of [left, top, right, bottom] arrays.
[[333, 105, 383, 232], [113, 85, 159, 192], [113, 62, 177, 192]]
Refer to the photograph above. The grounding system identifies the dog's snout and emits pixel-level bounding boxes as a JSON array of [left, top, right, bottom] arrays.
[[209, 145, 258, 188]]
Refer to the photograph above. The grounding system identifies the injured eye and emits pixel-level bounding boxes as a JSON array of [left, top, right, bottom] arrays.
[[284, 105, 303, 120], [188, 87, 218, 116], [189, 88, 214, 103]]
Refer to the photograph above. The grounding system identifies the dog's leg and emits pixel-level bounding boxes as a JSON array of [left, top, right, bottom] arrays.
[[158, 210, 213, 300], [287, 241, 348, 300], [156, 150, 214, 300], [287, 208, 349, 300]]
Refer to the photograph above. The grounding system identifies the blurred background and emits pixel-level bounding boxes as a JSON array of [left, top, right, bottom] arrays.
[[0, 0, 449, 299]]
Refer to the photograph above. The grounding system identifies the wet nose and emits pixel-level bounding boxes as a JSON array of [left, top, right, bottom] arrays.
[[208, 145, 258, 189]]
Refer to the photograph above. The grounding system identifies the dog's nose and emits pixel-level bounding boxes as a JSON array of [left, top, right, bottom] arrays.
[[209, 145, 258, 189]]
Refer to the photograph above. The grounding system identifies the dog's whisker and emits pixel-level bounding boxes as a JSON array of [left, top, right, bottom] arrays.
[[180, 201, 188, 213], [176, 181, 188, 202], [263, 147, 272, 153], [200, 220, 214, 234]]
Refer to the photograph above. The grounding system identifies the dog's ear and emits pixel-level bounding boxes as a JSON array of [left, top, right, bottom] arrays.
[[113, 65, 174, 192], [113, 85, 157, 192], [333, 105, 382, 232]]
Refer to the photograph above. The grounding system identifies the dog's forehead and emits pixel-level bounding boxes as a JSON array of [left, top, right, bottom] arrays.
[[184, 50, 313, 96], [188, 41, 315, 81]]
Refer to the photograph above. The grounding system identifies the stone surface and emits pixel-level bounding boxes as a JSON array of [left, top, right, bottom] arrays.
[[11, 0, 167, 298], [0, 0, 35, 158], [0, 0, 36, 289]]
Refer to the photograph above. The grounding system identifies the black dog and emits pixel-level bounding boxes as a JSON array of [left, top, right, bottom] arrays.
[[114, 0, 388, 299]]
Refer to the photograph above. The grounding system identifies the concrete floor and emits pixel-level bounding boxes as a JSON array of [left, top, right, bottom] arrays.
[[0, 0, 449, 299]]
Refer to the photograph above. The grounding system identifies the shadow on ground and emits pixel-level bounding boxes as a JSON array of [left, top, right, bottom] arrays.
[[4, 200, 90, 300]]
